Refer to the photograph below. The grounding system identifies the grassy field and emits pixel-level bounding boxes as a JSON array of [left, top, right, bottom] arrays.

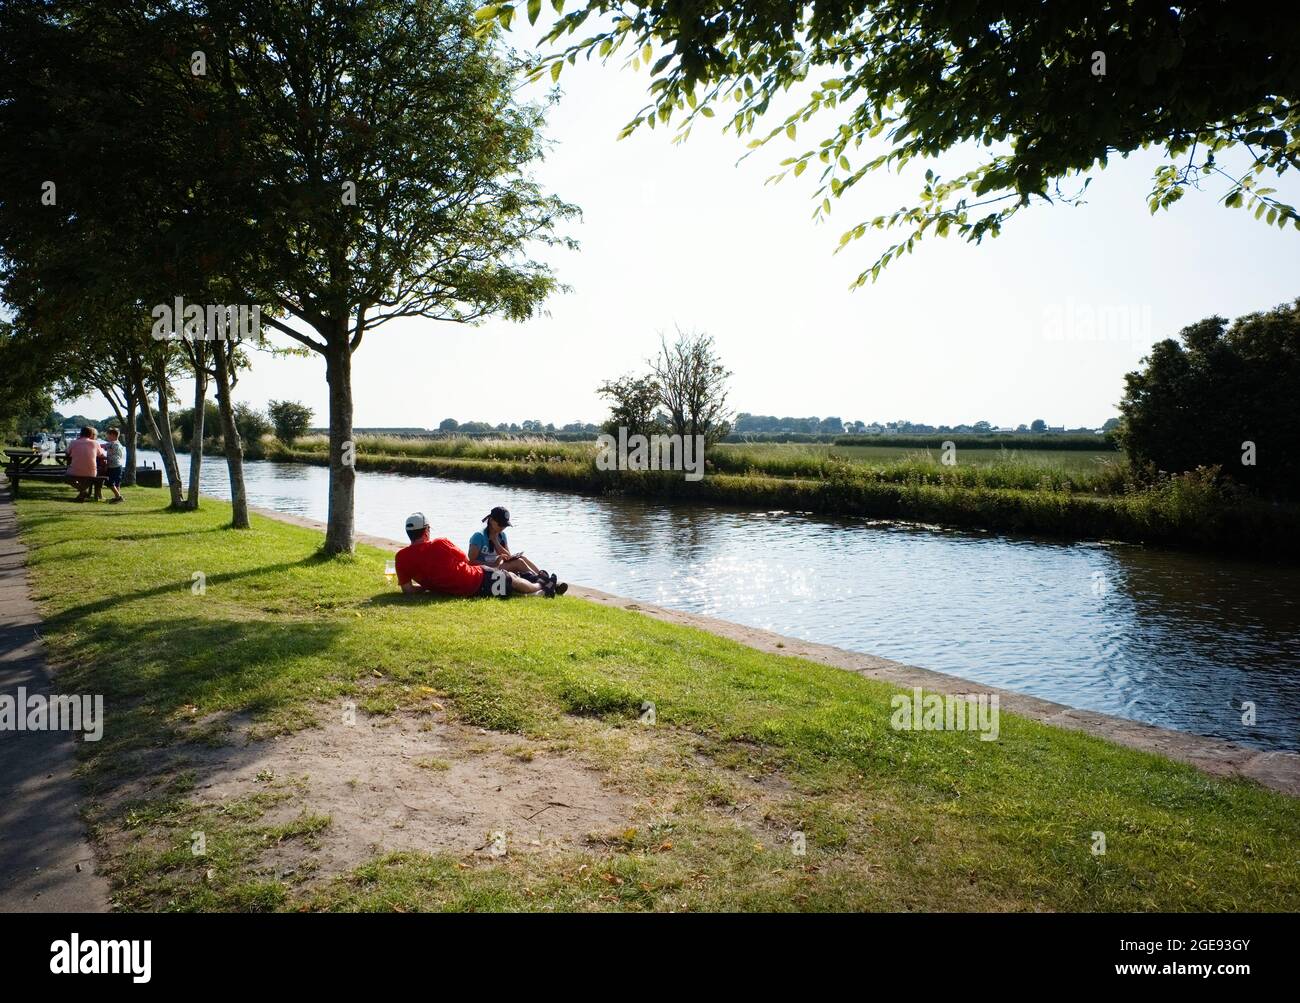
[[758, 443, 1115, 474], [14, 482, 1300, 911], [282, 435, 1119, 484]]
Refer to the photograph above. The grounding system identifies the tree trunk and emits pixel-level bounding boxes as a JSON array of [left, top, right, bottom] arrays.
[[323, 332, 355, 554], [186, 364, 207, 510], [213, 340, 249, 529], [124, 397, 138, 487], [135, 365, 185, 509]]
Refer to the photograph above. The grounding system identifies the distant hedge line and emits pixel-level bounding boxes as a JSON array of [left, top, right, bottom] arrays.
[[831, 433, 1119, 450]]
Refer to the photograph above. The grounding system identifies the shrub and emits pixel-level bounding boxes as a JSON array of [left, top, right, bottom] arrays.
[[267, 400, 314, 447]]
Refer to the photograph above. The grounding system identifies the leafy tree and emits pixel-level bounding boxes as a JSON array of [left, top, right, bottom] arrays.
[[174, 402, 223, 446], [439, 418, 461, 432], [0, 1, 251, 513], [233, 404, 271, 449], [1119, 299, 1300, 498], [649, 328, 733, 445], [1030, 419, 1047, 433], [185, 0, 577, 553], [520, 1, 1300, 285], [596, 373, 664, 439], [268, 401, 314, 448], [0, 0, 573, 550]]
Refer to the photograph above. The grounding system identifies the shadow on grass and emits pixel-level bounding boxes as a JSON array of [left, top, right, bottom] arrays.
[[64, 614, 353, 839], [360, 591, 464, 608], [44, 553, 339, 626], [70, 614, 349, 752]]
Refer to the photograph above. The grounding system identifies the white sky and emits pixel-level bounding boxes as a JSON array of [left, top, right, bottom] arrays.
[[59, 26, 1299, 430]]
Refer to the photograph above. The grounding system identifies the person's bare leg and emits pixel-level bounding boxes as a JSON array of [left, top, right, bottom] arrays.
[[501, 555, 542, 577], [505, 572, 546, 596]]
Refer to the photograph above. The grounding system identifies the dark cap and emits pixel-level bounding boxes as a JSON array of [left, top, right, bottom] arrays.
[[484, 506, 511, 528]]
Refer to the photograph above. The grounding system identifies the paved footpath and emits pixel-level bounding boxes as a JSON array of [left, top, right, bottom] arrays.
[[0, 479, 109, 911]]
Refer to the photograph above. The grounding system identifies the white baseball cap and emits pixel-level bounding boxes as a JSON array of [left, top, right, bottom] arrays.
[[404, 512, 428, 534]]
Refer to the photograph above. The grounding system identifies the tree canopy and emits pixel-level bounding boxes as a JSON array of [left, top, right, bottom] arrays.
[[501, 0, 1300, 285], [1119, 299, 1300, 499]]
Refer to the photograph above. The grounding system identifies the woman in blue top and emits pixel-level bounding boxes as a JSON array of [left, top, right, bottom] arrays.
[[468, 506, 567, 594]]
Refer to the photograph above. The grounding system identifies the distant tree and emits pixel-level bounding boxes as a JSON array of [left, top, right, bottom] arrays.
[[1030, 419, 1047, 433], [439, 418, 461, 432], [596, 374, 664, 439], [234, 404, 272, 447], [649, 328, 734, 445], [973, 421, 993, 434], [1119, 299, 1300, 498], [174, 402, 223, 446], [268, 400, 314, 448], [818, 416, 845, 435]]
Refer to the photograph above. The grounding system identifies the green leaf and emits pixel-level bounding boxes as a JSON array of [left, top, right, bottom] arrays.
[[550, 60, 562, 82], [527, 0, 541, 25]]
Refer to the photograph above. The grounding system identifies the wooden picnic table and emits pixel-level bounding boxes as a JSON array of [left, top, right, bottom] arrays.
[[4, 447, 67, 468], [3, 447, 105, 498]]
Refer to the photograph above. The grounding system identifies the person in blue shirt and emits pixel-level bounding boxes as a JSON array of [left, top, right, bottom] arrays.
[[468, 506, 567, 594]]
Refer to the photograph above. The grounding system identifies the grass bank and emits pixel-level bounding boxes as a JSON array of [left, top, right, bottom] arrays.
[[13, 483, 1300, 911], [263, 440, 1300, 560]]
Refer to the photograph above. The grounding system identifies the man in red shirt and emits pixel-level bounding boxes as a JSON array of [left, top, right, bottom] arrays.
[[396, 513, 554, 598]]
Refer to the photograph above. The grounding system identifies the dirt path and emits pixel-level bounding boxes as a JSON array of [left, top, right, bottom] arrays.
[[0, 480, 110, 911]]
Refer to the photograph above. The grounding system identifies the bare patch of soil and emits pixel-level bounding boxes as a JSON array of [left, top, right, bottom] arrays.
[[99, 707, 633, 889]]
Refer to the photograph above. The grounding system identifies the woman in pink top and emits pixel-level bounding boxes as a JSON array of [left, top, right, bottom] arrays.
[[65, 426, 106, 502]]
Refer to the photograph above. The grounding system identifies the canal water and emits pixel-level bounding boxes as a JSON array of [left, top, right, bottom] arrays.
[[141, 451, 1300, 752]]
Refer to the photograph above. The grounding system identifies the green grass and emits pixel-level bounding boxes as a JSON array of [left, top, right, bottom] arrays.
[[16, 483, 1300, 912], [279, 435, 1120, 489]]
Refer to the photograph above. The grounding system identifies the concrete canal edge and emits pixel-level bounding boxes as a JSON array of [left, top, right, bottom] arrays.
[[250, 505, 1300, 798]]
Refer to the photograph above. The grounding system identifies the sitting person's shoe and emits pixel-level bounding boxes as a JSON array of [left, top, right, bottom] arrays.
[[541, 578, 557, 598], [555, 582, 568, 596]]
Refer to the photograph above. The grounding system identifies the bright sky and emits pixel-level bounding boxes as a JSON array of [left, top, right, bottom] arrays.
[[59, 25, 1299, 430]]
